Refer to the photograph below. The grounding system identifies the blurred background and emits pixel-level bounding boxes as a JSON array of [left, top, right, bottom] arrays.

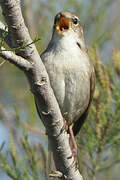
[[0, 0, 120, 179]]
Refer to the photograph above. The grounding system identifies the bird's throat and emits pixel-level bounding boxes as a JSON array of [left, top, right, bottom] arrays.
[[56, 16, 71, 32]]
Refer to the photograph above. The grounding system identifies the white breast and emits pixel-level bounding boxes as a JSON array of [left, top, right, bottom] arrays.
[[41, 33, 91, 125]]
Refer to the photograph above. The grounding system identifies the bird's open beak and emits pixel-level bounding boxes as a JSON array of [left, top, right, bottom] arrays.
[[56, 16, 70, 32]]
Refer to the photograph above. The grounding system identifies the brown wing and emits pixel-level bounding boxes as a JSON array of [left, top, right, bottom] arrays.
[[73, 67, 96, 136]]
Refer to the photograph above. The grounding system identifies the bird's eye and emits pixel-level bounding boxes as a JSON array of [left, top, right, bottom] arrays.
[[73, 17, 78, 25]]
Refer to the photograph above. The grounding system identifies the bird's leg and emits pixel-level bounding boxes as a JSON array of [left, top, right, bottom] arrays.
[[68, 124, 78, 165]]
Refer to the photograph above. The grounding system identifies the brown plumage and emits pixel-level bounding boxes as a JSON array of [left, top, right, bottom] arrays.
[[41, 11, 95, 162]]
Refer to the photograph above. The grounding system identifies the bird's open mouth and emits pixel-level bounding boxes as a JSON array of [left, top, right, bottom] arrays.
[[56, 16, 70, 32]]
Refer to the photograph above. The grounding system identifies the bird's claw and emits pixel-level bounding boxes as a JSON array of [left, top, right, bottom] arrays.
[[60, 119, 68, 134]]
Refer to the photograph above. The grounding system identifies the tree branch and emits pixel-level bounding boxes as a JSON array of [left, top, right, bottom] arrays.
[[0, 48, 32, 71], [0, 0, 83, 179]]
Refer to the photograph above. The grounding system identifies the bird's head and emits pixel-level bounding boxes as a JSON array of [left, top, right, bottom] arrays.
[[53, 12, 83, 39], [51, 12, 86, 51]]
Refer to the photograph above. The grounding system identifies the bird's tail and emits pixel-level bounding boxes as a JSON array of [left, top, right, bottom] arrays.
[[47, 141, 58, 180]]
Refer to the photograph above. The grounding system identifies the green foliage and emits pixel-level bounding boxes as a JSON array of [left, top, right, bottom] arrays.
[[0, 60, 6, 67], [77, 46, 120, 179], [0, 105, 47, 180], [0, 25, 8, 49]]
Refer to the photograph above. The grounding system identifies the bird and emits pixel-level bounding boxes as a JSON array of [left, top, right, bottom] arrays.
[[41, 11, 95, 162]]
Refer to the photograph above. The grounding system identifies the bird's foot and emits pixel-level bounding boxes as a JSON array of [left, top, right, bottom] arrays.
[[68, 124, 78, 168], [60, 118, 68, 134]]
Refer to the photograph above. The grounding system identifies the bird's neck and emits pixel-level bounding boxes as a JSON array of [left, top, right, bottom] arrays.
[[50, 33, 79, 53]]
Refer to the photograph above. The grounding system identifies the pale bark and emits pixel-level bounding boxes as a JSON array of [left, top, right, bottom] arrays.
[[0, 0, 83, 179], [0, 48, 32, 70]]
